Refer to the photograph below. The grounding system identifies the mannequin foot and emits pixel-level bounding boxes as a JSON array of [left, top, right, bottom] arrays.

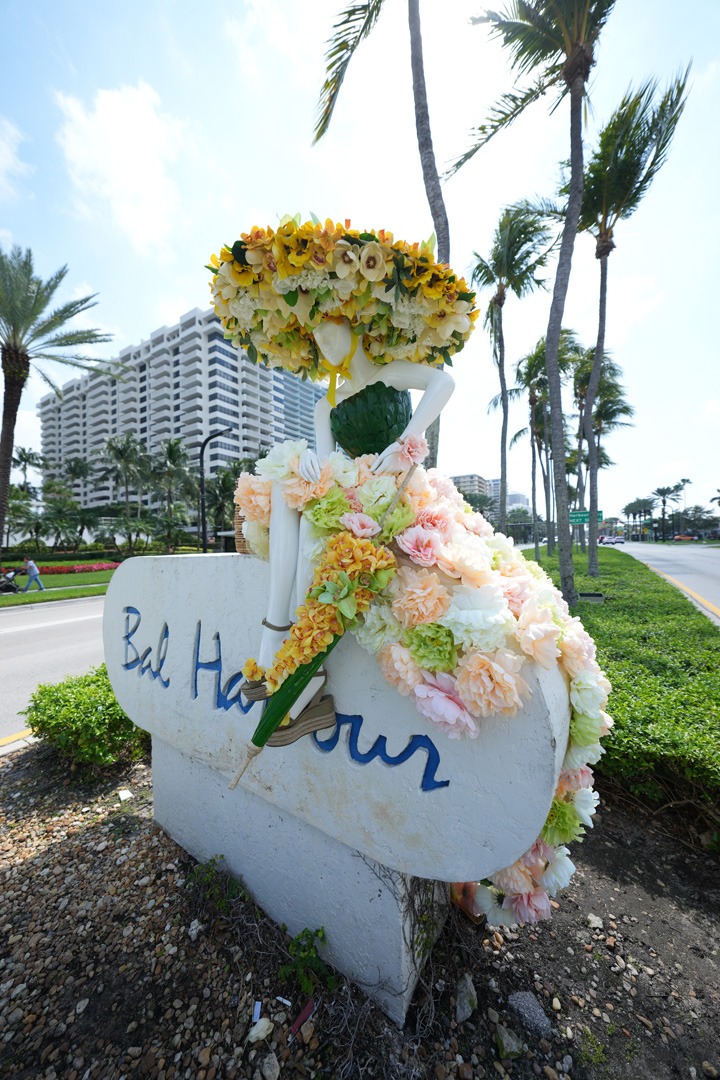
[[266, 672, 336, 747]]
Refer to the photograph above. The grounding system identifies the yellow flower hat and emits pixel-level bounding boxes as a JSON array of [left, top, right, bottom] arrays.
[[209, 215, 479, 381]]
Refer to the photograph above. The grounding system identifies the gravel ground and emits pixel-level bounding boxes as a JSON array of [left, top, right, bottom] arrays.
[[1, 743, 719, 1080]]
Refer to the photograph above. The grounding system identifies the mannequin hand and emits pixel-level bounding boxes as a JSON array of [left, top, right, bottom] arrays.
[[298, 448, 322, 482], [371, 441, 402, 474]]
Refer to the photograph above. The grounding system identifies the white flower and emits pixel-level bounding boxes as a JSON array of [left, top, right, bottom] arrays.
[[573, 787, 600, 827], [255, 439, 308, 481], [570, 670, 611, 719], [327, 451, 359, 488], [541, 846, 576, 896], [439, 584, 515, 651], [352, 602, 403, 655], [228, 294, 258, 330], [562, 740, 605, 772], [472, 883, 517, 927], [357, 475, 397, 516], [241, 520, 270, 561], [486, 532, 516, 565]]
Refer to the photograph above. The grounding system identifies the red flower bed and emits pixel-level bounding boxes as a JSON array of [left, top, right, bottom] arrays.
[[38, 562, 120, 575]]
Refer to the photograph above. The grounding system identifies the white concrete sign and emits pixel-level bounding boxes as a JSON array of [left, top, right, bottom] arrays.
[[103, 554, 569, 882]]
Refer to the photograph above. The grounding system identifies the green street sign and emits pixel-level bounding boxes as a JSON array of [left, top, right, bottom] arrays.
[[569, 510, 603, 524]]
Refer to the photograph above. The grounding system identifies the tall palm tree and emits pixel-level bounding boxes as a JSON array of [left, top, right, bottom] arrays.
[[96, 433, 144, 517], [205, 467, 238, 537], [314, 0, 450, 466], [471, 205, 552, 532], [11, 446, 45, 495], [454, 0, 617, 604], [580, 72, 688, 574], [651, 484, 682, 542], [0, 245, 113, 548], [150, 438, 198, 553]]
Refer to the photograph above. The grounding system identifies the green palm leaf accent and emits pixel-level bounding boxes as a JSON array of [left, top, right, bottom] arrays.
[[330, 382, 412, 457], [250, 635, 342, 748]]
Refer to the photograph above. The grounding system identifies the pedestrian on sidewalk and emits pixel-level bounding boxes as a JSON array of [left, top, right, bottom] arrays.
[[22, 557, 45, 592]]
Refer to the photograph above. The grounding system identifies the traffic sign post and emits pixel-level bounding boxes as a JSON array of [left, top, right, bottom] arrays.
[[569, 511, 603, 524]]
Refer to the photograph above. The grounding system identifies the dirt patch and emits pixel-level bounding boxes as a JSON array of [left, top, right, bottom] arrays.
[[1, 744, 718, 1079]]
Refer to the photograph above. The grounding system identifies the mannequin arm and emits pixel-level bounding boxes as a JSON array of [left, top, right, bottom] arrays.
[[314, 396, 336, 459], [381, 362, 455, 438]]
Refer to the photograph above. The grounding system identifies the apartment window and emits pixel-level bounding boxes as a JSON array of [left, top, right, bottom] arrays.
[[209, 405, 239, 420], [174, 392, 181, 400]]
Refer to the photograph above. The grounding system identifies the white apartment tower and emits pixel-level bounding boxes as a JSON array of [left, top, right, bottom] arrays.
[[38, 307, 324, 508]]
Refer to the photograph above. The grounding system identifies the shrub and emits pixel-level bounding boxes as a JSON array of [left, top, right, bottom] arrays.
[[24, 663, 148, 767]]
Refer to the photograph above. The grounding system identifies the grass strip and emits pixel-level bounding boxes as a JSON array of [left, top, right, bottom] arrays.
[[538, 548, 720, 809], [0, 584, 109, 607]]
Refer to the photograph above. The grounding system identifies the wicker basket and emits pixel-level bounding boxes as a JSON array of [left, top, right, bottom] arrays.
[[234, 506, 251, 554]]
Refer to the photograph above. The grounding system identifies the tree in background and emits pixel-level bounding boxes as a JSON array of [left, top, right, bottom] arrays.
[[150, 438, 198, 554], [462, 491, 496, 520], [314, 0, 450, 466], [0, 245, 113, 549], [96, 433, 145, 518], [578, 72, 688, 573], [471, 205, 552, 532], [11, 446, 45, 496], [651, 484, 682, 541], [453, 0, 617, 604]]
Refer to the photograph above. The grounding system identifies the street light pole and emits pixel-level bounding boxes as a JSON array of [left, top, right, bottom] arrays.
[[199, 427, 232, 553]]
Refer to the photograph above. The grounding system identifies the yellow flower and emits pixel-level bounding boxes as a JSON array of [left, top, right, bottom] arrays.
[[242, 658, 265, 682]]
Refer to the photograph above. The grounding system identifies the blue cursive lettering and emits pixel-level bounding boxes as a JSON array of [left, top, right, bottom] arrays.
[[313, 713, 449, 792], [122, 606, 170, 687], [191, 622, 255, 714]]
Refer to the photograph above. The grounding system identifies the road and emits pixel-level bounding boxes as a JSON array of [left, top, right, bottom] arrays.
[[621, 541, 720, 626], [0, 595, 105, 742]]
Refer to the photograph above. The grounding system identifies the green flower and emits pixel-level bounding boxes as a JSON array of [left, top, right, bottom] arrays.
[[304, 487, 351, 532], [541, 797, 585, 846], [377, 499, 414, 543], [569, 710, 602, 748], [403, 623, 457, 673], [357, 475, 397, 519]]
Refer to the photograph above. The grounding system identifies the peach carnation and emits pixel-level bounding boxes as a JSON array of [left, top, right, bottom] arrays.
[[282, 462, 334, 510], [436, 534, 493, 588], [558, 617, 598, 679], [403, 468, 436, 515], [455, 647, 530, 718], [234, 473, 272, 526], [414, 503, 455, 541], [377, 643, 424, 696], [515, 597, 561, 669], [391, 566, 451, 628]]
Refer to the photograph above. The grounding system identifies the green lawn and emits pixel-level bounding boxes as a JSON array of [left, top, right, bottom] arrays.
[[0, 569, 114, 606], [538, 547, 720, 811]]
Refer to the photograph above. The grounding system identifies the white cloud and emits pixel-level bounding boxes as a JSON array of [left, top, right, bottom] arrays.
[[0, 116, 30, 201], [55, 81, 186, 256]]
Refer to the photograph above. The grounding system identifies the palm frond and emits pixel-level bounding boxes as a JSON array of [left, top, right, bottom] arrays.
[[314, 1, 386, 142], [446, 74, 556, 175]]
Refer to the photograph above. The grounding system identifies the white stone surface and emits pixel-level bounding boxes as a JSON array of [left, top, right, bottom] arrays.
[[153, 737, 443, 1025], [103, 554, 570, 882]]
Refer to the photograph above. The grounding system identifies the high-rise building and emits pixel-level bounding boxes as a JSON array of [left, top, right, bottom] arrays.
[[451, 473, 489, 498], [38, 307, 324, 508]]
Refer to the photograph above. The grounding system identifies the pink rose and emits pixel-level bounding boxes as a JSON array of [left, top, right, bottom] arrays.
[[397, 433, 429, 467], [339, 512, 381, 539], [413, 671, 479, 739], [395, 524, 441, 567], [414, 504, 455, 540]]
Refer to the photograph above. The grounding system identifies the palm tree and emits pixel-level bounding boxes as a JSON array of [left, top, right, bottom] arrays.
[[11, 446, 45, 495], [314, 0, 451, 466], [96, 433, 144, 517], [471, 205, 552, 532], [205, 467, 238, 538], [150, 438, 198, 553], [454, 0, 617, 604], [0, 245, 113, 548], [580, 72, 688, 574], [651, 484, 682, 542]]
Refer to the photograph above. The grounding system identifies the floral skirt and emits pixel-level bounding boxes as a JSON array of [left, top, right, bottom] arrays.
[[234, 438, 612, 926]]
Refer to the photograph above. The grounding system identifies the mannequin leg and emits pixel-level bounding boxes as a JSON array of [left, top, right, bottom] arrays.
[[257, 482, 299, 669]]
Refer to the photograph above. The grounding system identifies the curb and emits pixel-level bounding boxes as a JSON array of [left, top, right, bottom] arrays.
[[0, 731, 38, 758]]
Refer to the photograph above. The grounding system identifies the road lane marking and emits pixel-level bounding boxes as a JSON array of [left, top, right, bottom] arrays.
[[652, 569, 720, 618], [0, 728, 32, 746], [0, 613, 103, 635]]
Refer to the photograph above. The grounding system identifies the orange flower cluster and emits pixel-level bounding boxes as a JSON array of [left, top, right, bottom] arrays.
[[265, 532, 397, 693]]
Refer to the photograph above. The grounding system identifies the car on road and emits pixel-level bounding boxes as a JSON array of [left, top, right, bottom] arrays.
[[614, 535, 625, 544]]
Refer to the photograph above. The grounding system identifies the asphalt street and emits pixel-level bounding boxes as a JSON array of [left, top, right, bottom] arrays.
[[0, 595, 105, 742], [622, 540, 720, 625]]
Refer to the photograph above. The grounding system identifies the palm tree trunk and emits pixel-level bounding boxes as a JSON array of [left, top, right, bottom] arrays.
[[0, 352, 28, 551], [530, 396, 540, 562], [408, 0, 450, 470], [543, 76, 585, 605], [586, 250, 609, 576], [496, 307, 508, 534]]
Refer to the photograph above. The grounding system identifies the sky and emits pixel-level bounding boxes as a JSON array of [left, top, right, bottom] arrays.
[[1, 0, 719, 520]]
